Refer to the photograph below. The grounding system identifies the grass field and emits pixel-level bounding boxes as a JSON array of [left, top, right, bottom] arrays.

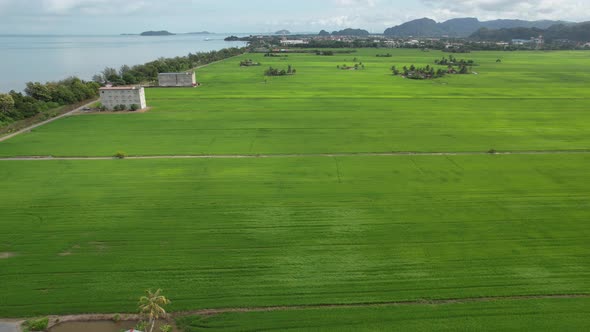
[[1, 49, 589, 329], [176, 298, 590, 331], [0, 49, 589, 156]]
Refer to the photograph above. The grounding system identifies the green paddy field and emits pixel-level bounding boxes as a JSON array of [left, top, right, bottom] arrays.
[[1, 49, 589, 330]]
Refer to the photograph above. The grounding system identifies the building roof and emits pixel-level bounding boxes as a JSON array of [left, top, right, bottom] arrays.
[[99, 86, 142, 90]]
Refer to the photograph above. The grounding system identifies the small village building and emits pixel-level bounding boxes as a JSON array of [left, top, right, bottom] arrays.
[[99, 86, 147, 110], [158, 72, 197, 87], [280, 39, 308, 46]]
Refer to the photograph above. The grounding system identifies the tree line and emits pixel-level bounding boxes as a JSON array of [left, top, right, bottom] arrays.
[[0, 77, 100, 126], [434, 55, 476, 66], [392, 63, 471, 80], [94, 47, 245, 85]]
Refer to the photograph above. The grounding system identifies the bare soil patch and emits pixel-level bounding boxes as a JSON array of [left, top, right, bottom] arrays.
[[0, 252, 15, 259]]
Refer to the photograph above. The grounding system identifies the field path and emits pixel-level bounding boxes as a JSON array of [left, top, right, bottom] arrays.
[[0, 100, 97, 143], [3, 294, 588, 323], [1, 149, 590, 161]]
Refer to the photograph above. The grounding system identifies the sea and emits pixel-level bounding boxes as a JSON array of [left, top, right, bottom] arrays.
[[0, 34, 249, 93]]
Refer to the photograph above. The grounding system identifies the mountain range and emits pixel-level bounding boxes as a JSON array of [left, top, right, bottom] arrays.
[[471, 22, 590, 42], [383, 18, 572, 37]]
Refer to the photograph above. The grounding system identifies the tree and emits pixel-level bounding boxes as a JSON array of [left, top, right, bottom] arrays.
[[0, 94, 15, 114], [139, 289, 171, 332], [25, 82, 52, 102]]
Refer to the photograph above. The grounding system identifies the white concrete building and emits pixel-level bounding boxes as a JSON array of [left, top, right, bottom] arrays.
[[280, 40, 308, 46], [99, 86, 147, 110], [158, 72, 197, 87]]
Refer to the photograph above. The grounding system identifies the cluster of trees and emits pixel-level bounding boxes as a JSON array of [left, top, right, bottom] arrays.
[[392, 65, 447, 79], [315, 50, 334, 56], [240, 59, 261, 67], [376, 53, 393, 57], [434, 55, 475, 66], [265, 65, 297, 76], [1, 77, 100, 126], [392, 64, 471, 80], [338, 63, 365, 70], [94, 47, 245, 85]]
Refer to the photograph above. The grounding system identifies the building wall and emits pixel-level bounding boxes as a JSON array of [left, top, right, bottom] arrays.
[[158, 72, 196, 87], [100, 87, 147, 110]]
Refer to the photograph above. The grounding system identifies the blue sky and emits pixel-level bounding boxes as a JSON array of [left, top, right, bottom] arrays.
[[0, 0, 588, 34]]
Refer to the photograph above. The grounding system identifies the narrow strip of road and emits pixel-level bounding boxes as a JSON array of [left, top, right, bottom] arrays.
[[0, 100, 98, 143], [1, 149, 590, 161]]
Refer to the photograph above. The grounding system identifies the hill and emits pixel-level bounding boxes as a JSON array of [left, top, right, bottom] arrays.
[[275, 29, 291, 35], [140, 30, 175, 36], [384, 18, 571, 37], [331, 28, 370, 36], [470, 22, 590, 42]]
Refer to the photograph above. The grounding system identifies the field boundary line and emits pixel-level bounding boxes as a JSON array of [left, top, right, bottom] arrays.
[[183, 293, 590, 316], [3, 294, 589, 322], [1, 149, 590, 161]]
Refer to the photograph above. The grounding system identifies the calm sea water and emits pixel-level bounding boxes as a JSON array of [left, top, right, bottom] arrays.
[[0, 34, 248, 93]]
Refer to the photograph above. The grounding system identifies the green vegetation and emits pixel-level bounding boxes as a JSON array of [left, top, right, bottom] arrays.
[[94, 47, 244, 86], [0, 77, 99, 128], [2, 49, 589, 157], [434, 55, 476, 66], [264, 65, 296, 76], [139, 289, 171, 332], [0, 154, 589, 317], [176, 298, 590, 331], [0, 49, 589, 329], [239, 59, 261, 67], [22, 317, 49, 332]]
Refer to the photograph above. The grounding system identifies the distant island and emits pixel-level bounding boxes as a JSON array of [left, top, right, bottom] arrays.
[[140, 30, 175, 36], [186, 31, 212, 35], [275, 29, 291, 35]]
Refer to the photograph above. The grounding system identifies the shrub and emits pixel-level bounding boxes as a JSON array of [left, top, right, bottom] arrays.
[[130, 104, 140, 111], [488, 149, 497, 154], [112, 314, 121, 322], [23, 317, 49, 332], [114, 151, 127, 159], [135, 321, 148, 331], [160, 324, 172, 332]]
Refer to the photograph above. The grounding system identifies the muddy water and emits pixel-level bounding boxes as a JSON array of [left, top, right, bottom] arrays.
[[49, 320, 179, 332]]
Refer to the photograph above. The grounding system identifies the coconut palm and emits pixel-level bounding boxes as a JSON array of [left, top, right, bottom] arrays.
[[138, 289, 171, 332]]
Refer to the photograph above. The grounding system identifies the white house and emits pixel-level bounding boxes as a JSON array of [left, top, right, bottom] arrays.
[[158, 72, 197, 87], [99, 86, 147, 110]]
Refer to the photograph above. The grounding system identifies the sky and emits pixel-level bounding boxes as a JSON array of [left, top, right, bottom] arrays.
[[0, 0, 588, 34]]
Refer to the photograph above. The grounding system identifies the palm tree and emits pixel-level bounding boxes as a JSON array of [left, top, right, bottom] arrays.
[[138, 289, 171, 332]]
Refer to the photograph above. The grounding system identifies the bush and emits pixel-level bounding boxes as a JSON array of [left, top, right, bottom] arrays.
[[135, 321, 148, 331], [160, 324, 172, 332], [112, 314, 121, 322], [23, 317, 49, 332], [114, 151, 127, 159], [130, 104, 140, 111]]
